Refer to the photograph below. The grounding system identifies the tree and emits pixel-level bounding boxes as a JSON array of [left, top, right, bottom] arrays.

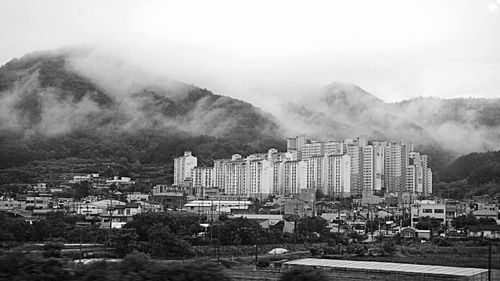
[[147, 224, 194, 259], [110, 228, 139, 257], [478, 217, 497, 225], [74, 181, 90, 200], [381, 240, 396, 255], [279, 267, 329, 281], [315, 189, 325, 200], [365, 220, 380, 233], [297, 217, 329, 237], [217, 217, 266, 245], [451, 214, 478, 229], [415, 216, 441, 235]]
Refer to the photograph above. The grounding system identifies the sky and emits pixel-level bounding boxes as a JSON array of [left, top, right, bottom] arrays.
[[1, 0, 500, 106]]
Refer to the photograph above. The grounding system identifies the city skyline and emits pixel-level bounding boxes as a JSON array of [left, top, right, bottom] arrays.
[[174, 135, 432, 199]]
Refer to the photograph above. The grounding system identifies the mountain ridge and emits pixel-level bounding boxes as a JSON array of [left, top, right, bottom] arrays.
[[0, 49, 286, 177], [1, 48, 500, 184]]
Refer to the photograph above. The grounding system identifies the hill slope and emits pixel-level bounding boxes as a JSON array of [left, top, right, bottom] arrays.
[[1, 48, 499, 186], [0, 49, 285, 180]]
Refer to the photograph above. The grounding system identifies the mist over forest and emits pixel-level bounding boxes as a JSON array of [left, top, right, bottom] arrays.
[[0, 47, 499, 186]]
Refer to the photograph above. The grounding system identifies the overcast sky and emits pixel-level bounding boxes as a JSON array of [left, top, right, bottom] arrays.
[[1, 0, 500, 105]]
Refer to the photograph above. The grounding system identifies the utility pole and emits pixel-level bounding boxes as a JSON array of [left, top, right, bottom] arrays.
[[254, 244, 258, 267], [337, 205, 341, 234], [488, 241, 492, 281], [217, 222, 220, 263], [80, 226, 82, 264]]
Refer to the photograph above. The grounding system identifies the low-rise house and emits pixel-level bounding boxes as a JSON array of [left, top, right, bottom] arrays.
[[468, 225, 500, 239], [99, 203, 142, 228], [74, 199, 126, 216], [54, 197, 74, 211], [33, 183, 47, 191], [20, 196, 52, 211], [472, 209, 499, 221], [266, 220, 295, 234], [137, 201, 163, 213], [106, 176, 135, 188], [183, 199, 251, 215], [126, 193, 150, 202], [399, 227, 431, 240], [415, 229, 431, 239], [411, 200, 446, 227], [231, 213, 284, 223], [0, 198, 22, 211], [284, 199, 314, 218], [152, 191, 186, 210], [400, 227, 416, 238]]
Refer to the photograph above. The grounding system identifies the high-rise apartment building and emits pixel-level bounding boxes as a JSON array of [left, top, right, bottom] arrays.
[[192, 166, 214, 188], [347, 145, 363, 196], [323, 154, 351, 197], [175, 137, 432, 199], [384, 143, 409, 194], [362, 145, 375, 195], [407, 152, 433, 195], [174, 151, 198, 186], [306, 155, 324, 190]]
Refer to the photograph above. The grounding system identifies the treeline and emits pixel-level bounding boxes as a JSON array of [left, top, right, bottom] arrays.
[[0, 130, 285, 184], [1, 212, 364, 259], [0, 213, 107, 244], [0, 130, 285, 168]]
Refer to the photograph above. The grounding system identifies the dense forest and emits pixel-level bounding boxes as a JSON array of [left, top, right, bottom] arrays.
[[0, 50, 285, 184], [434, 150, 500, 199]]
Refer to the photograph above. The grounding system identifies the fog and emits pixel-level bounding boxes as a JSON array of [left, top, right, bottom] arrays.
[[2, 0, 500, 104], [1, 0, 500, 153]]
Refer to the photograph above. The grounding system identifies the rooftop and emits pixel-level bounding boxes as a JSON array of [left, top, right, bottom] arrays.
[[284, 258, 488, 277]]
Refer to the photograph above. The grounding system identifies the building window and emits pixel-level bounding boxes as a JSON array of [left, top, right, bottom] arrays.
[[423, 209, 433, 213], [434, 209, 444, 213]]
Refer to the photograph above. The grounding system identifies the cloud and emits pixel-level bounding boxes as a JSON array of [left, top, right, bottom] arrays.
[[489, 3, 498, 13], [1, 47, 499, 157]]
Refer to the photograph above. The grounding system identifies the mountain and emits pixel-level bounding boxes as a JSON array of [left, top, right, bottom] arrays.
[[278, 82, 500, 172], [0, 48, 285, 180], [433, 150, 500, 199], [1, 48, 499, 185], [441, 150, 500, 183]]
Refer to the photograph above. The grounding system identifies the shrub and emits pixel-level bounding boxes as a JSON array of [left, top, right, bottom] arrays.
[[381, 240, 396, 255], [256, 259, 270, 268], [433, 237, 453, 247], [279, 267, 328, 281]]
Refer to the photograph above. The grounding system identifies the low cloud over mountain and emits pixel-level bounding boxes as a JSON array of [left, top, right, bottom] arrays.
[[277, 82, 500, 155], [0, 48, 281, 141], [0, 47, 499, 173]]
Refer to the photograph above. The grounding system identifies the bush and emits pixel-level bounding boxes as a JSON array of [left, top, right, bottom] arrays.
[[381, 240, 396, 255], [310, 247, 321, 256], [279, 267, 328, 281], [256, 259, 270, 268], [433, 237, 453, 247], [42, 242, 64, 258], [323, 246, 340, 255]]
